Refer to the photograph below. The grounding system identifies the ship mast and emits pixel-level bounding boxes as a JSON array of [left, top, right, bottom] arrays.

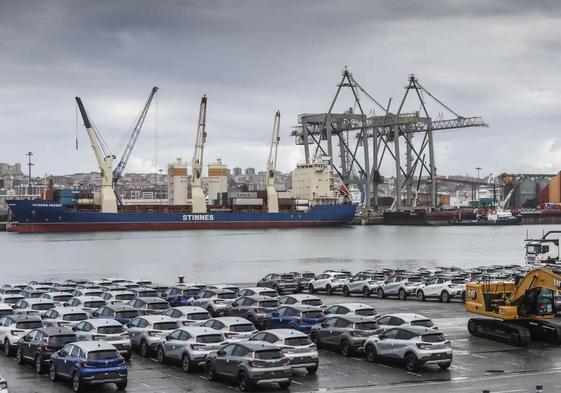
[[267, 111, 281, 213], [191, 95, 208, 213]]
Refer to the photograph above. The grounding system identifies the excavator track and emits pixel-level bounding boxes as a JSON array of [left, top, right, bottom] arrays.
[[527, 320, 561, 344], [468, 318, 531, 346]]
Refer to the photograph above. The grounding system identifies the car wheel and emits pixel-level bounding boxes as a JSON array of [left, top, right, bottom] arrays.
[[362, 287, 371, 298], [326, 285, 333, 295], [4, 339, 12, 357], [417, 290, 425, 301], [206, 362, 217, 381], [340, 340, 352, 357], [279, 380, 291, 389], [238, 371, 252, 392], [308, 284, 315, 294], [404, 353, 418, 372], [343, 286, 350, 297], [306, 365, 318, 374], [365, 344, 378, 362], [156, 346, 165, 364], [181, 353, 193, 373], [72, 370, 83, 393], [310, 332, 321, 347], [377, 288, 385, 298], [16, 346, 24, 364], [398, 289, 407, 300], [440, 291, 450, 303], [116, 380, 128, 390], [49, 362, 58, 381], [35, 354, 45, 374], [140, 340, 150, 358], [438, 362, 451, 370]]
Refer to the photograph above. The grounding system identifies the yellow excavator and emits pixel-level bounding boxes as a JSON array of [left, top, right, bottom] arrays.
[[465, 266, 561, 346]]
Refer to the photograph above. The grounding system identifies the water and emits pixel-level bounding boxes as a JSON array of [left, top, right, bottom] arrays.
[[1, 225, 559, 284]]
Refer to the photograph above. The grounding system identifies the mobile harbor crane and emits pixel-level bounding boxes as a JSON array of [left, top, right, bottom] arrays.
[[191, 95, 208, 213], [466, 267, 561, 346], [266, 111, 281, 213]]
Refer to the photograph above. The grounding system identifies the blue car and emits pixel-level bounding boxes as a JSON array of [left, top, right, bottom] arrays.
[[262, 305, 326, 332], [49, 341, 127, 392], [91, 305, 140, 325], [165, 286, 201, 307]]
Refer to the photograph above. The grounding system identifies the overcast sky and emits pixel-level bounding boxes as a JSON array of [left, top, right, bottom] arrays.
[[1, 0, 560, 178]]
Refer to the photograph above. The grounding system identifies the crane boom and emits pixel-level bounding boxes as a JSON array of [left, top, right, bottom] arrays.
[[500, 175, 524, 209], [267, 111, 281, 213], [75, 97, 118, 213], [191, 95, 207, 213]]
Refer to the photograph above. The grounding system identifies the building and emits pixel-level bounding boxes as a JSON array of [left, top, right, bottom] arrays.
[[208, 159, 229, 202], [167, 158, 189, 205], [245, 167, 255, 176], [232, 167, 242, 176], [539, 172, 561, 206], [502, 174, 552, 208], [291, 156, 334, 200], [0, 163, 23, 176]]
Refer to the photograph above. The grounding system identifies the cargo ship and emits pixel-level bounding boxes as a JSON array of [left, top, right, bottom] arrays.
[[6, 199, 357, 233]]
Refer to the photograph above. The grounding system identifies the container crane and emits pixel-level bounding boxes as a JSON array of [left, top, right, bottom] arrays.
[[113, 86, 159, 205], [191, 95, 207, 213], [266, 111, 281, 213], [75, 97, 118, 213]]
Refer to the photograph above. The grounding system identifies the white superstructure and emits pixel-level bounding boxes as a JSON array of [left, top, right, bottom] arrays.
[[168, 158, 189, 205]]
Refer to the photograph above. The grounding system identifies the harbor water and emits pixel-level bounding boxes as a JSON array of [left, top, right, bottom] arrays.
[[2, 225, 560, 284]]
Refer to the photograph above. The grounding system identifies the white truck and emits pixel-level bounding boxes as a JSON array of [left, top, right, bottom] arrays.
[[525, 231, 560, 265]]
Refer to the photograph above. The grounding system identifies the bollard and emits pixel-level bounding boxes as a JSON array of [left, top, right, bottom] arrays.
[[178, 275, 185, 284], [536, 385, 543, 393]]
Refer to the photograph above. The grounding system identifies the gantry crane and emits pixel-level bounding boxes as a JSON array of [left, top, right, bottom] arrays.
[[266, 111, 281, 213], [191, 95, 208, 213]]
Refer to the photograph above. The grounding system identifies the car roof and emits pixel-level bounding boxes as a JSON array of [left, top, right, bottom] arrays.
[[210, 317, 253, 325], [24, 298, 55, 304], [86, 318, 123, 327], [6, 314, 42, 322], [282, 294, 319, 301], [239, 295, 277, 302], [239, 287, 273, 292], [45, 291, 73, 296], [106, 290, 134, 295], [138, 315, 176, 323], [203, 288, 235, 294], [262, 329, 308, 339], [282, 305, 322, 312], [50, 307, 87, 314], [178, 326, 222, 336], [239, 341, 280, 351], [169, 306, 208, 313], [106, 304, 136, 311], [137, 297, 167, 303], [74, 341, 117, 352], [387, 325, 440, 335], [37, 326, 74, 336], [328, 314, 373, 323], [72, 296, 105, 301], [330, 303, 375, 310], [381, 313, 431, 322]]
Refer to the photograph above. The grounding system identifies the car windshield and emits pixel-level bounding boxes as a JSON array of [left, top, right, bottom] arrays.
[[217, 293, 237, 300], [182, 289, 199, 296], [87, 350, 120, 360], [62, 313, 88, 321], [302, 299, 322, 306], [261, 291, 278, 297], [153, 322, 178, 331], [335, 274, 347, 279], [115, 294, 135, 301], [48, 334, 77, 346], [422, 333, 446, 343], [84, 301, 106, 308], [526, 244, 541, 254], [355, 322, 377, 330], [147, 302, 168, 310], [281, 275, 293, 280], [187, 313, 209, 321], [53, 295, 72, 302], [3, 298, 19, 304], [197, 334, 223, 343], [302, 310, 323, 319], [302, 273, 315, 278], [451, 279, 466, 284], [355, 308, 377, 316], [230, 324, 254, 332], [116, 311, 139, 318], [408, 277, 423, 282], [285, 336, 312, 346], [0, 310, 13, 317], [97, 325, 125, 334], [32, 303, 55, 310], [254, 349, 283, 359], [411, 319, 434, 328], [139, 291, 158, 297], [16, 321, 42, 329], [86, 292, 103, 297], [258, 301, 278, 308]]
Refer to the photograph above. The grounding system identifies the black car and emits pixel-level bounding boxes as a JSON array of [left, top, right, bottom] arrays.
[[16, 327, 77, 374]]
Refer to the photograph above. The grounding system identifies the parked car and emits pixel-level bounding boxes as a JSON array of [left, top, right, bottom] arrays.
[[325, 303, 378, 319], [342, 271, 386, 297], [16, 326, 77, 374], [415, 276, 466, 302], [42, 307, 89, 328], [310, 315, 378, 356], [20, 289, 48, 299], [201, 317, 258, 341], [363, 326, 452, 371], [0, 294, 24, 307], [205, 284, 240, 293], [126, 315, 179, 357], [0, 304, 14, 318], [261, 305, 326, 333], [374, 313, 436, 332], [129, 287, 159, 298], [100, 290, 135, 305], [40, 292, 73, 306], [0, 287, 23, 295], [73, 319, 132, 360], [156, 326, 227, 372], [49, 341, 127, 392], [290, 271, 316, 293], [64, 296, 107, 314], [0, 314, 43, 356], [205, 341, 291, 391], [376, 275, 424, 300], [224, 296, 279, 327], [189, 289, 238, 316], [249, 329, 318, 374], [146, 284, 169, 298], [307, 272, 348, 295], [256, 273, 298, 294], [236, 287, 278, 298], [13, 298, 55, 316], [278, 294, 324, 308], [71, 289, 104, 298], [165, 286, 201, 307], [127, 297, 169, 315], [91, 305, 140, 325], [162, 306, 211, 326]]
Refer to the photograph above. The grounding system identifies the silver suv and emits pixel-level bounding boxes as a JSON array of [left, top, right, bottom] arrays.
[[189, 289, 238, 317], [201, 317, 258, 341], [224, 296, 279, 328], [363, 326, 452, 371], [309, 315, 378, 356], [205, 341, 291, 391], [73, 318, 132, 360], [126, 315, 180, 357], [162, 306, 211, 326], [41, 307, 88, 328], [0, 314, 43, 356]]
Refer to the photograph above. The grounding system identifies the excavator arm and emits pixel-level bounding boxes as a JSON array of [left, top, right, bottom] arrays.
[[507, 267, 561, 306]]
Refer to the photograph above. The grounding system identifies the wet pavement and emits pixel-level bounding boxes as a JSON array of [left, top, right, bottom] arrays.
[[1, 294, 560, 393]]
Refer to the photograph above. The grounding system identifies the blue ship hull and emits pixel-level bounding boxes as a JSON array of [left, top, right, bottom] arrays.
[[6, 200, 357, 233]]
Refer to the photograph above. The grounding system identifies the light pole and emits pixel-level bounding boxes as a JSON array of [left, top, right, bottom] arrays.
[[26, 152, 34, 196]]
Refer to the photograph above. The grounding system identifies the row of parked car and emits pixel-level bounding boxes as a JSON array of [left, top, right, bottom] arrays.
[[0, 275, 455, 392]]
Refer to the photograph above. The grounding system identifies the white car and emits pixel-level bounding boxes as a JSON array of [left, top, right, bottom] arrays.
[[13, 298, 55, 316], [64, 296, 107, 314], [39, 292, 73, 306], [0, 304, 14, 318], [374, 313, 436, 332], [201, 317, 258, 341], [162, 306, 211, 326], [0, 314, 43, 356], [0, 295, 23, 308], [342, 272, 386, 297], [126, 315, 180, 357], [416, 276, 466, 302], [376, 275, 424, 300], [41, 307, 89, 328], [100, 290, 136, 305], [73, 318, 132, 359], [307, 272, 348, 295]]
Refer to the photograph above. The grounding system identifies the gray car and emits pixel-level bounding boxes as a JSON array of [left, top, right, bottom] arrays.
[[156, 326, 226, 372], [224, 296, 279, 327], [249, 329, 318, 374], [325, 303, 378, 319], [126, 297, 169, 315], [189, 289, 238, 317], [201, 317, 258, 342], [310, 315, 378, 356], [205, 341, 291, 392], [162, 306, 211, 326], [363, 326, 453, 371], [73, 318, 132, 360], [256, 273, 298, 294], [126, 315, 179, 357], [41, 307, 89, 328]]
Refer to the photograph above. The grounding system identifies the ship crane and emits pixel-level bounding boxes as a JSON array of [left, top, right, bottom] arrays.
[[191, 95, 208, 213], [75, 97, 118, 213], [266, 111, 281, 213], [112, 86, 159, 205]]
